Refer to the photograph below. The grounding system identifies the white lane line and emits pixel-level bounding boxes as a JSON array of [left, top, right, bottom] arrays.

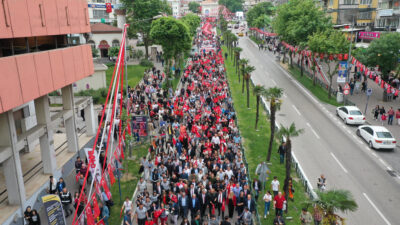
[[306, 123, 320, 139], [371, 152, 378, 158], [363, 193, 392, 225], [292, 105, 302, 116], [283, 94, 287, 98], [387, 166, 393, 171], [357, 139, 363, 144], [330, 152, 349, 173], [379, 158, 389, 167], [346, 129, 352, 135], [271, 79, 277, 85]]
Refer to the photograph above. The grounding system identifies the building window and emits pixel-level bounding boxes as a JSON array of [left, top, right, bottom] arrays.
[[341, 0, 357, 5], [358, 11, 372, 19], [329, 0, 334, 6], [93, 9, 109, 19], [88, 40, 96, 49], [112, 39, 119, 47], [360, 0, 371, 5]]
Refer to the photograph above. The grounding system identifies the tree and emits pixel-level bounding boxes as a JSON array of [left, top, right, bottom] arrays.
[[308, 29, 349, 95], [108, 46, 120, 58], [273, 0, 331, 75], [355, 32, 400, 80], [277, 122, 304, 213], [150, 17, 191, 86], [188, 2, 200, 14], [246, 2, 274, 28], [243, 65, 256, 109], [181, 13, 201, 37], [238, 58, 249, 83], [219, 0, 243, 13], [91, 47, 99, 58], [121, 0, 171, 58], [253, 85, 267, 130], [265, 87, 283, 161], [308, 190, 358, 225], [233, 47, 242, 72]]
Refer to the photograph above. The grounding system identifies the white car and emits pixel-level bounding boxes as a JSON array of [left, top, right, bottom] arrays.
[[356, 125, 396, 150], [336, 106, 365, 125]]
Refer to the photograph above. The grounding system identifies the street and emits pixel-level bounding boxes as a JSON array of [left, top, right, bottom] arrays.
[[238, 36, 400, 225]]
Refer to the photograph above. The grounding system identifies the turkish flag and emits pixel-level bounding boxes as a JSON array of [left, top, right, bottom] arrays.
[[106, 3, 112, 13], [101, 177, 112, 200], [108, 166, 116, 185], [375, 77, 379, 83], [395, 90, 399, 96], [344, 54, 348, 60], [92, 194, 100, 218], [86, 205, 95, 225], [381, 81, 385, 88], [338, 54, 343, 61]]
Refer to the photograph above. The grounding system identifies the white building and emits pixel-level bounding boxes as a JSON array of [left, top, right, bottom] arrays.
[[74, 63, 108, 92], [88, 23, 123, 58], [201, 0, 219, 17], [87, 0, 126, 29]]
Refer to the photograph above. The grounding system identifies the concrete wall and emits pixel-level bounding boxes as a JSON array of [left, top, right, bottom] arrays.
[[74, 64, 108, 92]]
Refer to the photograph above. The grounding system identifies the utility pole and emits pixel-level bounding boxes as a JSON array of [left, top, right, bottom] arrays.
[[344, 16, 355, 105]]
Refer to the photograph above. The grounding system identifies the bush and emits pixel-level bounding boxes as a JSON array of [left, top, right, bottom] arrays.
[[140, 59, 154, 68], [105, 62, 115, 67], [75, 88, 108, 104]]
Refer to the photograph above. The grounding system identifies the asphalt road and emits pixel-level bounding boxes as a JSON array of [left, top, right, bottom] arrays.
[[237, 36, 400, 225]]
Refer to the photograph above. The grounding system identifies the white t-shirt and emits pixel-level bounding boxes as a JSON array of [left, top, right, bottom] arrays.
[[123, 200, 132, 213], [263, 194, 272, 202], [271, 180, 280, 191]]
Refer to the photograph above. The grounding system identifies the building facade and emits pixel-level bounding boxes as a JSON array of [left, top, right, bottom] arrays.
[[0, 0, 95, 224], [89, 23, 123, 58], [327, 0, 378, 28], [375, 0, 400, 30], [87, 0, 126, 29], [201, 0, 219, 17]]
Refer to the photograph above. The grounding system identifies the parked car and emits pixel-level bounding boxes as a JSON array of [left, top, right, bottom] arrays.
[[336, 106, 365, 125], [356, 125, 396, 150], [238, 32, 244, 37], [234, 24, 239, 29]]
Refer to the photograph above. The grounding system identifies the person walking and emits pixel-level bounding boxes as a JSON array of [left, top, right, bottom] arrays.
[[100, 202, 110, 225], [273, 192, 286, 217], [124, 210, 132, 225], [379, 106, 386, 122], [388, 107, 395, 125], [317, 174, 326, 191], [271, 176, 280, 196], [300, 208, 313, 225], [252, 178, 261, 201], [263, 191, 272, 218], [278, 143, 286, 164], [396, 108, 400, 125], [273, 214, 285, 225], [135, 203, 148, 225], [29, 209, 41, 225], [59, 188, 73, 217], [313, 206, 322, 225], [373, 105, 380, 120]]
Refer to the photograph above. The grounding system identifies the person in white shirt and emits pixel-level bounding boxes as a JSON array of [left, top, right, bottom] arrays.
[[122, 197, 133, 214], [271, 176, 280, 197], [211, 134, 220, 145], [225, 167, 234, 180], [263, 191, 272, 218]]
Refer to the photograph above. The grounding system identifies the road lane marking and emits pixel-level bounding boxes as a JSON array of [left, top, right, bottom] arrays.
[[363, 193, 392, 225], [283, 94, 287, 98], [357, 140, 363, 144], [292, 105, 302, 116], [371, 152, 378, 157], [271, 79, 277, 85], [330, 152, 348, 173], [379, 158, 389, 167], [306, 123, 320, 139]]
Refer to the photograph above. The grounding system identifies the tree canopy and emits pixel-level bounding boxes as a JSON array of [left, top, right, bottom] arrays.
[[353, 33, 400, 79], [246, 2, 274, 28], [121, 0, 171, 57], [188, 2, 200, 14], [272, 0, 331, 46], [308, 29, 349, 56], [150, 16, 191, 62], [181, 13, 201, 37], [219, 0, 243, 13]]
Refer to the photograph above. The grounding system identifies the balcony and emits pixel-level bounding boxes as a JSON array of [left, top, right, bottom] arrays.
[[0, 45, 94, 114]]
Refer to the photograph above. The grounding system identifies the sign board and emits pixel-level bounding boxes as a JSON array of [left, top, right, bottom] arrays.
[[343, 83, 350, 95], [131, 116, 148, 137], [42, 195, 67, 225], [337, 61, 348, 83], [84, 148, 102, 182], [366, 88, 372, 96], [358, 32, 380, 40], [88, 3, 114, 9]]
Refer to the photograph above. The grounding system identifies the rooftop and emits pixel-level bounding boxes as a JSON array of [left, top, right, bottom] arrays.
[[91, 23, 123, 34]]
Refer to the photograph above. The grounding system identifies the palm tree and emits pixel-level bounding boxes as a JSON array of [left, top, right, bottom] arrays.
[[277, 122, 304, 212], [310, 190, 358, 225], [233, 47, 242, 73], [243, 65, 256, 109], [265, 87, 283, 161], [238, 58, 249, 84], [253, 85, 267, 130]]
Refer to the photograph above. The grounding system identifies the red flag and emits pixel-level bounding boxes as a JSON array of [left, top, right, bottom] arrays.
[[86, 205, 95, 225], [381, 81, 385, 88], [344, 54, 348, 60], [387, 87, 391, 93], [375, 76, 379, 83], [395, 90, 399, 96], [338, 54, 343, 61], [120, 146, 125, 160], [329, 54, 334, 60], [105, 3, 112, 13], [95, 182, 102, 200], [108, 166, 116, 185], [92, 194, 100, 218], [352, 57, 356, 64], [101, 177, 112, 200]]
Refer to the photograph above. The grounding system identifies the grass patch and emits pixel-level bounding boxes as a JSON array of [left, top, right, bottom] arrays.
[[106, 65, 149, 89], [108, 143, 149, 224], [223, 46, 308, 225], [287, 66, 341, 106]]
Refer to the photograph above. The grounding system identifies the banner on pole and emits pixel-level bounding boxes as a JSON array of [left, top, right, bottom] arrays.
[[42, 195, 67, 225], [131, 115, 148, 137], [337, 61, 348, 83], [84, 148, 102, 182]]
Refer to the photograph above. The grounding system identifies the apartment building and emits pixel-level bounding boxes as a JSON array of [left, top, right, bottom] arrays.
[[375, 0, 400, 30], [327, 0, 378, 28]]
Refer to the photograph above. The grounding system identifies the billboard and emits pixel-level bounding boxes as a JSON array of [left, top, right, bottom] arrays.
[[42, 195, 67, 225], [131, 115, 148, 137], [337, 61, 348, 83]]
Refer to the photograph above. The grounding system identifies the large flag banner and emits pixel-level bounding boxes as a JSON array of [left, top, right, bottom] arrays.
[[131, 115, 148, 137], [84, 148, 102, 182], [42, 194, 67, 225]]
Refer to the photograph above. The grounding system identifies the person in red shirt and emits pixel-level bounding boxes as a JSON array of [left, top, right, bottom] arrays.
[[273, 192, 286, 217]]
